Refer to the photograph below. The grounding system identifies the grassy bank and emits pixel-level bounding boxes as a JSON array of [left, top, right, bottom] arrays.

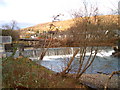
[[2, 56, 89, 89]]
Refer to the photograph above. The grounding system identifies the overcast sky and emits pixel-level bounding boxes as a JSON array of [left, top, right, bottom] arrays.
[[0, 0, 119, 28]]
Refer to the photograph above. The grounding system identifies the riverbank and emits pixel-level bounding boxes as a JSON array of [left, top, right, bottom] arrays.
[[2, 56, 119, 89], [2, 56, 89, 89], [79, 74, 119, 89]]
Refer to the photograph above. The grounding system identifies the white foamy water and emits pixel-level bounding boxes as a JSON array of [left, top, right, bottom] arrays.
[[30, 48, 119, 74], [30, 49, 115, 61], [96, 50, 114, 57]]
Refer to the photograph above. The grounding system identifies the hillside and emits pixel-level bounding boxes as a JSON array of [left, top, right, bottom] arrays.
[[20, 15, 118, 33], [18, 15, 119, 47], [20, 19, 74, 33]]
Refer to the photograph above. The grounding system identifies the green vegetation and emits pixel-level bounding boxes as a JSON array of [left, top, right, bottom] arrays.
[[2, 56, 88, 88]]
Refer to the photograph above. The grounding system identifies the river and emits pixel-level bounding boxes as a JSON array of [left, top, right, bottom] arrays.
[[6, 47, 120, 74]]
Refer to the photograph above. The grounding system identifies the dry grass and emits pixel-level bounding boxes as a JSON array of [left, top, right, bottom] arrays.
[[20, 15, 118, 33]]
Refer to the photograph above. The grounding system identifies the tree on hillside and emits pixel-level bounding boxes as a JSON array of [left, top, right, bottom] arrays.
[[2, 30, 19, 41], [1, 20, 20, 41], [66, 14, 118, 46], [2, 20, 19, 30]]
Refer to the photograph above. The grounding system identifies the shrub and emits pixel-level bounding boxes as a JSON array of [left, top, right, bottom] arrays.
[[2, 29, 20, 41]]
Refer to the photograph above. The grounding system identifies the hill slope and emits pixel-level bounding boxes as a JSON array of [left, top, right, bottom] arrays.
[[20, 15, 119, 34], [20, 19, 74, 32]]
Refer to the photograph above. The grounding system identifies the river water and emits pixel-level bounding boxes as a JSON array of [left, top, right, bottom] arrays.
[[6, 47, 120, 74]]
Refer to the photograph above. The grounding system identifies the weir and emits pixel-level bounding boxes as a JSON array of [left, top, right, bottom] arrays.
[[6, 46, 114, 58], [22, 47, 77, 58]]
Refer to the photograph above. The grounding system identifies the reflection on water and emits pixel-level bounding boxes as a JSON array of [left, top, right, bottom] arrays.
[[6, 47, 120, 74]]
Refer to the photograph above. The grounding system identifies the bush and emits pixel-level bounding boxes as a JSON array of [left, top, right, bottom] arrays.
[[2, 29, 20, 41]]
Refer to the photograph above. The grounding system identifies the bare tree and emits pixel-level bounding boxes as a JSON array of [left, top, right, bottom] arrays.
[[60, 2, 100, 78], [52, 13, 64, 22], [38, 20, 60, 60], [38, 35, 53, 60], [2, 20, 20, 41], [2, 20, 19, 30], [60, 0, 119, 80], [60, 49, 79, 76]]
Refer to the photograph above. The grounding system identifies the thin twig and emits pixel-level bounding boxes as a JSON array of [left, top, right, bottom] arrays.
[[104, 70, 120, 90]]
